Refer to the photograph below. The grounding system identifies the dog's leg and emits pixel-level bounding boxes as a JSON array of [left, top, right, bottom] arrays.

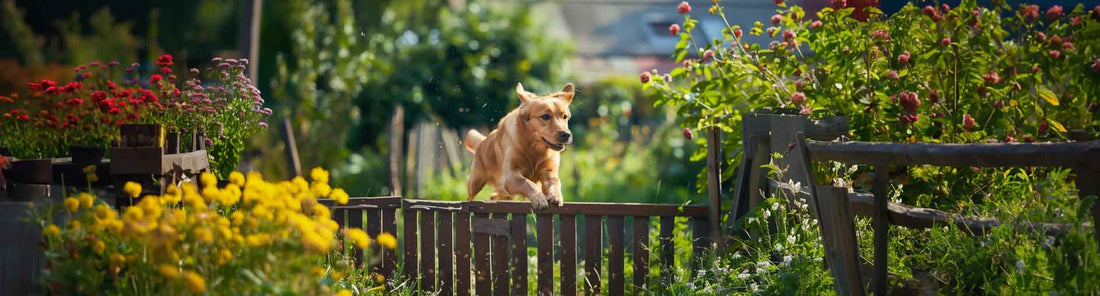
[[541, 171, 564, 207], [467, 172, 488, 201], [503, 173, 548, 209]]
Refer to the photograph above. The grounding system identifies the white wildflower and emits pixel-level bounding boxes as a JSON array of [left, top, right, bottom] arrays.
[[763, 210, 772, 219], [731, 252, 742, 259], [774, 243, 783, 252], [782, 255, 793, 266], [1015, 260, 1026, 274], [738, 271, 750, 280], [787, 234, 797, 244], [756, 261, 771, 269], [750, 283, 759, 292]]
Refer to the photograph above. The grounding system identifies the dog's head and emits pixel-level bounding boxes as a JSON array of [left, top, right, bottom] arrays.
[[516, 83, 574, 151]]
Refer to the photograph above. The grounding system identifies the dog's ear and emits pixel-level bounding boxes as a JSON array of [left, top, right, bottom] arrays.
[[557, 83, 574, 103], [516, 83, 532, 104]]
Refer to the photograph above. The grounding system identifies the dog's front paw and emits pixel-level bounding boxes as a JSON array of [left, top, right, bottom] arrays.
[[529, 195, 550, 210], [548, 195, 563, 207]]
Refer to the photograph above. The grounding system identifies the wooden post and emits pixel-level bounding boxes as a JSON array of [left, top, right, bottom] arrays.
[[1076, 169, 1100, 242], [705, 119, 722, 241], [389, 106, 405, 195], [814, 186, 865, 296], [238, 0, 262, 81], [871, 166, 890, 295], [280, 117, 302, 176]]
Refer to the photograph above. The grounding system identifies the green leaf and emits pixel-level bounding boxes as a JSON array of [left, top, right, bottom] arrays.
[[1047, 119, 1067, 133], [1037, 86, 1059, 106]]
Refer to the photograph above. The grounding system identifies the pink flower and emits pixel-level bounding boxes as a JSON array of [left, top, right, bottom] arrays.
[[702, 50, 714, 62], [1021, 5, 1040, 21], [682, 128, 693, 139], [668, 24, 680, 35], [783, 30, 796, 41], [640, 72, 651, 84], [963, 114, 975, 131], [1062, 42, 1075, 50], [897, 51, 910, 65], [1091, 59, 1100, 73], [886, 71, 899, 80], [1046, 5, 1063, 22], [1037, 31, 1047, 42], [810, 20, 823, 29], [1032, 64, 1041, 73], [1004, 135, 1016, 143], [941, 37, 951, 46], [791, 92, 806, 105], [771, 14, 783, 25], [677, 1, 691, 14], [899, 114, 919, 125], [983, 71, 1000, 84], [899, 92, 920, 113], [1049, 50, 1061, 59]]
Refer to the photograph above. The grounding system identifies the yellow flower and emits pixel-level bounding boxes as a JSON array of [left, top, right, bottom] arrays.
[[109, 253, 126, 270], [82, 164, 97, 175], [200, 172, 218, 188], [87, 174, 99, 183], [42, 224, 61, 237], [229, 171, 246, 187], [217, 249, 234, 264], [193, 228, 214, 243], [346, 228, 371, 249], [157, 264, 179, 278], [376, 233, 397, 249], [331, 188, 349, 205], [310, 167, 330, 184], [336, 289, 352, 296], [182, 270, 206, 293], [64, 197, 80, 212], [312, 183, 333, 198], [68, 220, 82, 230], [123, 182, 142, 198], [92, 240, 106, 254], [312, 267, 326, 277], [373, 273, 386, 283], [78, 193, 94, 209]]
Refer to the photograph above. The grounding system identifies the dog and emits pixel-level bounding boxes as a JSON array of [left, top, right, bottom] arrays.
[[464, 83, 574, 209]]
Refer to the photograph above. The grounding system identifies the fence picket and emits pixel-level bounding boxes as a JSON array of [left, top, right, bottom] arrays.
[[659, 216, 674, 282], [537, 214, 554, 296], [560, 215, 577, 296], [473, 213, 491, 295], [690, 216, 709, 277], [632, 216, 650, 292], [403, 207, 418, 284], [382, 208, 398, 280], [347, 208, 364, 267], [607, 216, 625, 296], [511, 214, 528, 295], [455, 212, 472, 296], [491, 213, 509, 296], [420, 211, 436, 292], [366, 209, 381, 272], [584, 215, 603, 295], [438, 211, 454, 296]]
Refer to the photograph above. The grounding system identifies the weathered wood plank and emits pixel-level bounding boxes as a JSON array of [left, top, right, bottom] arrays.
[[473, 213, 491, 295], [561, 215, 578, 296], [438, 211, 454, 296], [659, 216, 674, 282], [473, 216, 510, 236], [455, 212, 472, 296], [420, 210, 436, 292], [347, 208, 364, 267], [366, 209, 381, 273], [490, 214, 509, 296], [607, 216, 625, 296], [690, 216, 709, 277], [537, 214, 554, 296], [705, 123, 722, 241], [584, 215, 602, 295], [872, 167, 890, 296], [403, 207, 418, 283], [467, 200, 708, 217], [511, 213, 528, 296], [382, 207, 398, 281], [806, 140, 1100, 168], [632, 216, 650, 292], [317, 196, 402, 209], [814, 186, 865, 296]]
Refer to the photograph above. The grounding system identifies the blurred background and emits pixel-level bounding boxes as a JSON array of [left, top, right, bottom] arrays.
[[0, 0, 848, 204]]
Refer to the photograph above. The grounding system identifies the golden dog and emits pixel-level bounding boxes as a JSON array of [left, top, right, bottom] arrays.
[[464, 83, 574, 209]]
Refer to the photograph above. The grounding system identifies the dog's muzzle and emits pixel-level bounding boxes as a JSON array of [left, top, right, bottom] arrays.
[[542, 137, 567, 151]]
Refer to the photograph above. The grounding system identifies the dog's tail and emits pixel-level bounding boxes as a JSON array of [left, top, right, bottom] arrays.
[[464, 129, 486, 153]]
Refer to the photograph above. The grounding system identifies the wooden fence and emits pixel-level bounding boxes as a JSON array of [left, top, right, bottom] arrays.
[[317, 197, 711, 296], [799, 139, 1100, 295]]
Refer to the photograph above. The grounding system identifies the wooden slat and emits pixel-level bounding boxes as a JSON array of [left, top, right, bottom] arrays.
[[318, 196, 403, 208], [537, 214, 554, 296], [403, 207, 418, 284], [872, 167, 890, 296], [805, 139, 1100, 168], [473, 213, 491, 295], [690, 216, 709, 276], [473, 216, 510, 236], [438, 211, 454, 296], [659, 216, 674, 282], [632, 216, 650, 292], [455, 212, 472, 296], [347, 208, 364, 267], [491, 214, 509, 296], [420, 210, 436, 292], [467, 200, 708, 217], [607, 216, 625, 296], [560, 215, 577, 296], [705, 123, 722, 240], [382, 207, 398, 280], [511, 214, 528, 296], [815, 186, 865, 296], [366, 209, 381, 272], [584, 215, 602, 295]]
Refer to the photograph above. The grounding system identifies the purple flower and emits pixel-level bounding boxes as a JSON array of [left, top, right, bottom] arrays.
[[212, 57, 223, 63], [239, 58, 249, 65], [131, 62, 140, 68], [204, 138, 214, 146], [109, 61, 119, 66], [226, 59, 238, 64], [261, 107, 272, 115], [258, 122, 268, 128], [218, 63, 231, 69]]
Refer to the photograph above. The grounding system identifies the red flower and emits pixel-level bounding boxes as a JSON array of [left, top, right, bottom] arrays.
[[771, 14, 783, 25], [899, 114, 919, 124], [156, 54, 174, 66], [1062, 42, 1074, 50], [160, 67, 172, 74], [668, 24, 680, 35], [702, 50, 714, 62], [677, 1, 691, 14], [65, 98, 84, 106], [1032, 64, 1040, 73], [810, 20, 823, 29], [16, 114, 29, 121], [783, 30, 796, 41], [897, 51, 910, 65], [774, 0, 783, 5], [899, 92, 920, 113], [1091, 59, 1100, 73], [791, 92, 806, 105], [150, 74, 164, 84], [640, 72, 651, 84], [733, 28, 743, 38], [963, 114, 975, 131], [1050, 35, 1062, 45], [1049, 50, 1061, 59], [682, 128, 693, 139], [1046, 5, 1063, 22], [1004, 135, 1016, 143], [1021, 5, 1039, 21]]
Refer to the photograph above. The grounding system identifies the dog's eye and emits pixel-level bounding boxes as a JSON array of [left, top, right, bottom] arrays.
[[563, 114, 569, 120], [540, 114, 551, 121]]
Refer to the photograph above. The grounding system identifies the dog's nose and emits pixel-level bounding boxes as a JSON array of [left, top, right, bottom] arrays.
[[559, 131, 571, 142]]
